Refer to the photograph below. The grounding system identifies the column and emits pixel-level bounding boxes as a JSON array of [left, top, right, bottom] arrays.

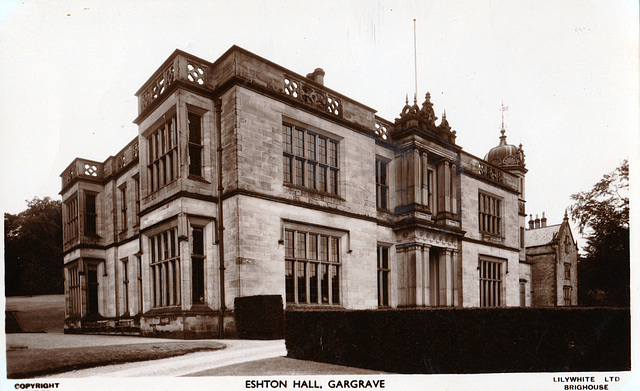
[[412, 245, 422, 306], [421, 246, 431, 306], [438, 250, 447, 306], [452, 250, 461, 307]]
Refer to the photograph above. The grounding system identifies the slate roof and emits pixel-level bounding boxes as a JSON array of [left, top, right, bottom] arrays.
[[525, 224, 561, 247]]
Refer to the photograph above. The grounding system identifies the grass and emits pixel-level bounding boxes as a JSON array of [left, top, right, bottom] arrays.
[[7, 342, 225, 378], [6, 295, 65, 333]]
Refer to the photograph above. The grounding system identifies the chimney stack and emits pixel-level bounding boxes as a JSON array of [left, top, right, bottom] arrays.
[[541, 212, 547, 227], [528, 214, 534, 229], [534, 214, 540, 229], [306, 68, 325, 86]]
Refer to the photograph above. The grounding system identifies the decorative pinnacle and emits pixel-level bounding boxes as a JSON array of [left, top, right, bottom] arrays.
[[564, 209, 569, 220], [414, 93, 417, 105], [442, 109, 447, 119], [405, 94, 409, 105]]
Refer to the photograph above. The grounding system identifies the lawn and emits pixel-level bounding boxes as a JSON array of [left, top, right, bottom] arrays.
[[6, 294, 65, 333]]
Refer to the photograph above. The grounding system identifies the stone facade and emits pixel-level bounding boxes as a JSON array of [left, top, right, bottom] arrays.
[[61, 46, 544, 338], [525, 212, 579, 306]]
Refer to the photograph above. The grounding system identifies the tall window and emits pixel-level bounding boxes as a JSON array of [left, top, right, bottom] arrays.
[[377, 245, 390, 306], [121, 258, 129, 315], [68, 266, 81, 315], [283, 124, 339, 195], [64, 197, 79, 242], [520, 227, 525, 248], [563, 286, 572, 306], [479, 258, 503, 307], [188, 113, 203, 177], [148, 115, 178, 192], [285, 228, 341, 305], [85, 194, 97, 235], [119, 186, 127, 231], [134, 177, 140, 226], [427, 169, 435, 211], [150, 227, 180, 307], [136, 255, 143, 314], [564, 263, 571, 280], [191, 226, 205, 304], [376, 159, 388, 210], [478, 193, 502, 236]]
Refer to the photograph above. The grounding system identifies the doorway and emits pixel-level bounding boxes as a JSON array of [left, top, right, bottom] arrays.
[[87, 267, 99, 319]]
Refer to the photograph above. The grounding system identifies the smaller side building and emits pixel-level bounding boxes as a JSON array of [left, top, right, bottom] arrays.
[[525, 211, 578, 306]]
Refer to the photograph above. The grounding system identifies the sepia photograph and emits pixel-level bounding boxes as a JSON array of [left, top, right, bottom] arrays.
[[1, 1, 637, 390]]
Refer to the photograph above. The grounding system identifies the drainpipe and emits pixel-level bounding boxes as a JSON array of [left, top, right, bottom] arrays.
[[215, 98, 226, 338]]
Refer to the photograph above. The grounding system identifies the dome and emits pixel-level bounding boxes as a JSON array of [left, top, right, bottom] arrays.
[[484, 129, 525, 168]]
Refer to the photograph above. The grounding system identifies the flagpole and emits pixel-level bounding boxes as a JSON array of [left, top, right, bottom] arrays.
[[414, 19, 418, 102]]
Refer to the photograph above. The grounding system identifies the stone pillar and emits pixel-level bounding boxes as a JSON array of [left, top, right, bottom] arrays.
[[411, 245, 422, 306], [452, 249, 461, 306], [438, 250, 447, 306], [421, 245, 430, 306]]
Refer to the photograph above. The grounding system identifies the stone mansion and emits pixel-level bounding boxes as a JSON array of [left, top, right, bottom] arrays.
[[60, 46, 577, 338]]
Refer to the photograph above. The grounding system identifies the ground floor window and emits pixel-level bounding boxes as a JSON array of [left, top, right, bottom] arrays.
[[479, 257, 504, 307], [377, 245, 390, 306], [68, 266, 81, 315], [285, 228, 341, 305], [191, 226, 205, 304], [150, 227, 181, 307], [563, 285, 572, 306], [121, 258, 129, 315]]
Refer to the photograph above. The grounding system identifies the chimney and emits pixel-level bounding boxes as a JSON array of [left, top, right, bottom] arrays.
[[541, 211, 547, 227], [528, 214, 534, 229], [306, 68, 325, 86], [534, 214, 540, 229]]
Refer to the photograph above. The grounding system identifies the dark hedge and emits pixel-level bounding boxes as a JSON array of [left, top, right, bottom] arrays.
[[284, 307, 630, 374], [235, 295, 284, 340]]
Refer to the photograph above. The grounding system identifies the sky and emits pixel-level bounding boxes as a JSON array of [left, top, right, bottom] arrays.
[[0, 0, 637, 253]]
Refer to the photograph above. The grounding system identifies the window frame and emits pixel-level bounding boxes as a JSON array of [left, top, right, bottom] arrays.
[[119, 184, 128, 232], [147, 115, 179, 193], [149, 227, 181, 308], [191, 225, 206, 304], [478, 191, 503, 237], [282, 123, 339, 196], [64, 195, 79, 242], [376, 159, 389, 210], [284, 223, 343, 306], [84, 192, 97, 236], [188, 112, 203, 177], [377, 245, 390, 307], [564, 262, 571, 280], [121, 257, 129, 315], [563, 285, 572, 306], [479, 257, 505, 307]]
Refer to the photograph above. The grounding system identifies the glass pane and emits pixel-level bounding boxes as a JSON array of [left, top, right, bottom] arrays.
[[297, 262, 306, 303], [318, 138, 326, 164], [285, 260, 294, 302], [283, 125, 292, 154], [306, 134, 316, 160], [294, 129, 304, 156], [309, 263, 318, 303], [285, 230, 294, 258], [321, 264, 329, 303], [188, 113, 202, 145], [331, 266, 340, 304], [283, 156, 292, 183], [308, 234, 318, 260], [319, 236, 328, 261], [295, 232, 306, 259]]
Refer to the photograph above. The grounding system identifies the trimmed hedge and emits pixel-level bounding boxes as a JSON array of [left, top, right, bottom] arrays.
[[284, 307, 630, 373], [235, 295, 284, 339]]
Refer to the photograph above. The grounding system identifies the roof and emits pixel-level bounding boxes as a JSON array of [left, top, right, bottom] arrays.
[[525, 224, 561, 247]]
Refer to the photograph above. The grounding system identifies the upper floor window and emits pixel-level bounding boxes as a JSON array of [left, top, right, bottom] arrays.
[[64, 196, 78, 242], [285, 228, 341, 305], [376, 159, 388, 210], [188, 113, 203, 177], [134, 177, 140, 226], [148, 115, 178, 193], [149, 227, 180, 307], [564, 263, 571, 280], [85, 194, 97, 235], [478, 192, 502, 236], [283, 124, 339, 195], [119, 185, 127, 232]]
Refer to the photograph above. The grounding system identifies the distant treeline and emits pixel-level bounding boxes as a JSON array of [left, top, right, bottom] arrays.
[[4, 197, 63, 296]]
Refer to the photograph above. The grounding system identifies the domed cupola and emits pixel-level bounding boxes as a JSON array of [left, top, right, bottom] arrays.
[[485, 128, 525, 169]]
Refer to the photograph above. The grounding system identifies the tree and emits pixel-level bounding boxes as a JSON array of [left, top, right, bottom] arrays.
[[570, 160, 629, 306], [4, 197, 63, 296]]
